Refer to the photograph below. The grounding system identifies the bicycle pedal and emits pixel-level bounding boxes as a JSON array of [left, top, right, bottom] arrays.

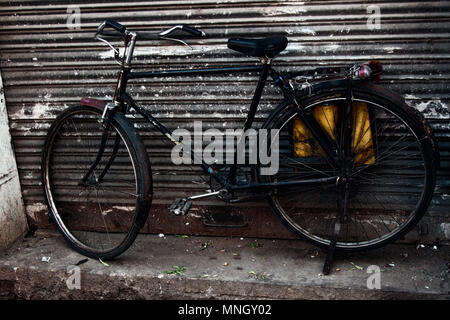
[[169, 197, 192, 216]]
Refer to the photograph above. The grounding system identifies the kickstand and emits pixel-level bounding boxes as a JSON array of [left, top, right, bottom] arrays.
[[323, 183, 348, 275], [322, 221, 340, 275]]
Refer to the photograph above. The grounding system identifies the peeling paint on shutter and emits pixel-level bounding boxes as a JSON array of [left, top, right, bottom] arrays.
[[0, 0, 449, 242]]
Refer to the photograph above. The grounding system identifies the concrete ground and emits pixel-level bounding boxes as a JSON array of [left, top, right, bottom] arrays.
[[0, 230, 448, 300]]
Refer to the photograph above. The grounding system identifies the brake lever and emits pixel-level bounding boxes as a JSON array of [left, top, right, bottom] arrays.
[[159, 25, 183, 37], [95, 33, 122, 64], [159, 35, 193, 50]]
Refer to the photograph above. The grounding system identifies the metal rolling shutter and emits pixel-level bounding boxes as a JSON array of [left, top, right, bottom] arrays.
[[0, 0, 449, 242]]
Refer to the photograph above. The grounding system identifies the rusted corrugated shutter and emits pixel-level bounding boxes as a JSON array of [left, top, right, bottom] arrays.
[[0, 0, 449, 242]]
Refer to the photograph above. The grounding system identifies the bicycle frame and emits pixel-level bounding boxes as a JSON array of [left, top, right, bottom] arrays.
[[94, 32, 341, 193], [47, 21, 439, 275]]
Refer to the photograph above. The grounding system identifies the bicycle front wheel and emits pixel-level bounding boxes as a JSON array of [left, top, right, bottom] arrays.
[[257, 85, 437, 251], [41, 105, 152, 259]]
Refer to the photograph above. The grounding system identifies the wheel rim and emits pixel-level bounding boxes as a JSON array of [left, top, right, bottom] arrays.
[[44, 109, 139, 254], [261, 97, 428, 249]]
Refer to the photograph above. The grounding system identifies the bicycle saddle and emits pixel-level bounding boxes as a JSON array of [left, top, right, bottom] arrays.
[[227, 36, 288, 58]]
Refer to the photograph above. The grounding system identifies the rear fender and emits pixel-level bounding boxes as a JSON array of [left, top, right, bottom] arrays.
[[263, 79, 440, 168]]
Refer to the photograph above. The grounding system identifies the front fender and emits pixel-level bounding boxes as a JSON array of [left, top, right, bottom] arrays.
[[80, 98, 107, 111], [80, 97, 153, 227]]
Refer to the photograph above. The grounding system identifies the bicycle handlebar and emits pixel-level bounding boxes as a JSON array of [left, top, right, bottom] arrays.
[[97, 19, 206, 39], [95, 19, 206, 66], [158, 24, 206, 38]]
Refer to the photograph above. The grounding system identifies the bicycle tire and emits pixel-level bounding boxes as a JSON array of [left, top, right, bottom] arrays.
[[41, 105, 152, 259], [256, 82, 437, 251]]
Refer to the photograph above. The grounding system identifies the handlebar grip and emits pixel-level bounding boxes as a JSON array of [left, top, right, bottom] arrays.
[[181, 25, 204, 37], [98, 19, 126, 35]]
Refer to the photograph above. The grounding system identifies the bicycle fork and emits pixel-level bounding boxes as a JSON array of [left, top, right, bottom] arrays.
[[79, 104, 119, 186]]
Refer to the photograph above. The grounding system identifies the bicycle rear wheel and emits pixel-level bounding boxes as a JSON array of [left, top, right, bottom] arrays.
[[41, 105, 152, 259], [257, 86, 437, 251]]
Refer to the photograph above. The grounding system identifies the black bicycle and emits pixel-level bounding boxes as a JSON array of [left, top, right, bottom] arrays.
[[41, 20, 439, 274]]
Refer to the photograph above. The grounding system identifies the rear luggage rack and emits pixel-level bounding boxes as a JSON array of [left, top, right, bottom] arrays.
[[283, 60, 383, 83]]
